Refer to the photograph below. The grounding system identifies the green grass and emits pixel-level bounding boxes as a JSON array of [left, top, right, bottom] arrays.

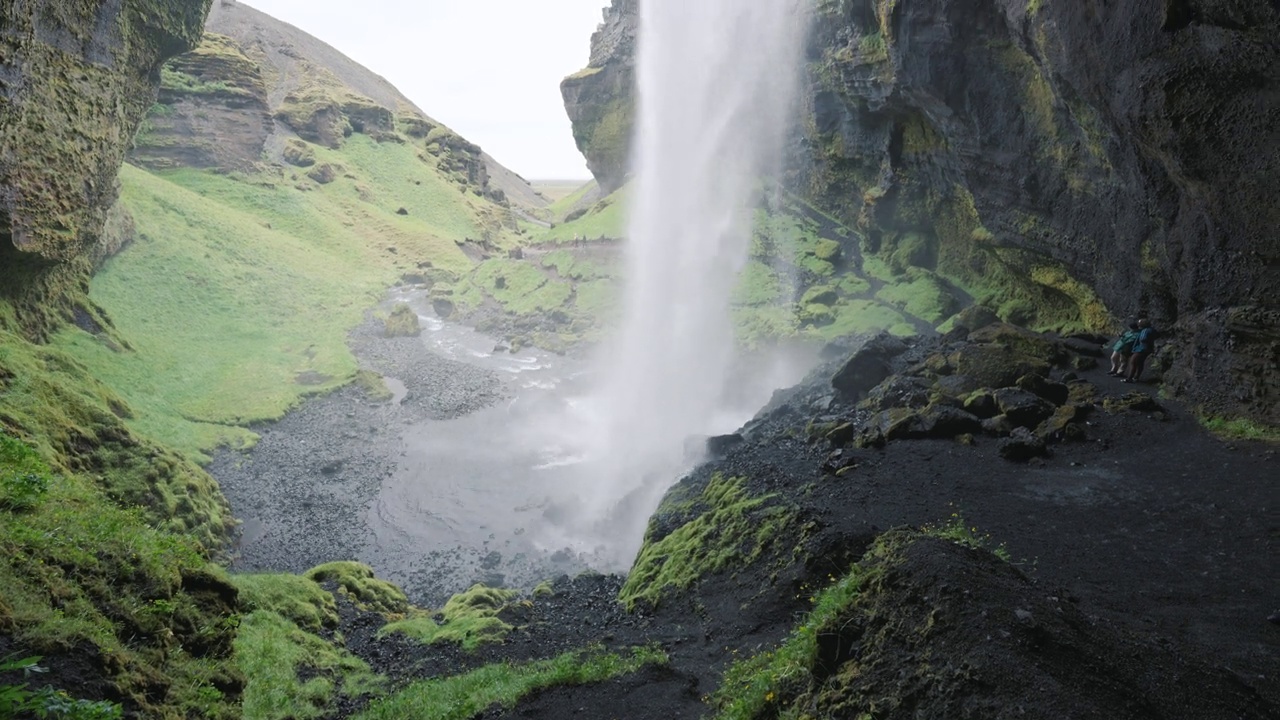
[[805, 299, 916, 343], [873, 269, 961, 325], [620, 474, 799, 610], [236, 610, 385, 720], [354, 645, 667, 720], [537, 187, 628, 242], [379, 585, 518, 651], [0, 432, 241, 717], [542, 179, 599, 221], [52, 131, 505, 460], [1200, 415, 1280, 443], [232, 573, 339, 632]]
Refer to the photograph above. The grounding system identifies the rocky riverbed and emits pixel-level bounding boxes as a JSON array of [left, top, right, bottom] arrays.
[[210, 290, 607, 604]]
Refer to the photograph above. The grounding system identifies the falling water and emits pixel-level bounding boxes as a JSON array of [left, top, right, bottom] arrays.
[[575, 0, 807, 561]]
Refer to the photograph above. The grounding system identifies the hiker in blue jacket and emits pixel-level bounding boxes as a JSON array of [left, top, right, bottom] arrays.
[[1124, 318, 1156, 383], [1108, 321, 1140, 376]]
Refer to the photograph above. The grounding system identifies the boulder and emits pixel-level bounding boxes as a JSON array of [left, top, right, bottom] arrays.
[[822, 448, 860, 475], [1016, 374, 1070, 406], [431, 297, 455, 319], [999, 428, 1047, 461], [383, 303, 420, 338], [946, 343, 1051, 389], [952, 305, 1001, 332], [982, 414, 1016, 436], [1037, 405, 1090, 441], [1103, 392, 1165, 414], [860, 375, 934, 412], [917, 405, 983, 437], [963, 390, 1000, 419], [993, 388, 1057, 428], [706, 434, 744, 457], [832, 334, 908, 401]]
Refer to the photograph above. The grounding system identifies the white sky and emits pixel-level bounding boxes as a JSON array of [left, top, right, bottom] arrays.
[[241, 0, 608, 180]]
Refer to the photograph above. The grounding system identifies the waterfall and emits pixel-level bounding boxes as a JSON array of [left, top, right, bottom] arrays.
[[577, 0, 806, 563]]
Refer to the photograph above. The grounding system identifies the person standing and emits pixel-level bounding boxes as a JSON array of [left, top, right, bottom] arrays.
[[1124, 318, 1156, 383], [1108, 322, 1140, 376]]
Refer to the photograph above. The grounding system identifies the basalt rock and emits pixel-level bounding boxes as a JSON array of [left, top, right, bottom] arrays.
[[560, 0, 636, 193], [832, 333, 909, 401]]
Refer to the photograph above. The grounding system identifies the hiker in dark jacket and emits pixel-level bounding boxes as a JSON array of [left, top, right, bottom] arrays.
[[1124, 318, 1156, 383], [1108, 322, 1140, 376]]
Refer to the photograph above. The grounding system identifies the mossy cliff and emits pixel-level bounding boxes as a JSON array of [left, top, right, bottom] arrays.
[[0, 0, 213, 339], [560, 0, 636, 194], [797, 0, 1280, 424], [561, 0, 1280, 425]]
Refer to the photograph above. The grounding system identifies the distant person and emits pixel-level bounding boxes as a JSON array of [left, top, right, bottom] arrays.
[[1124, 318, 1156, 383], [1108, 322, 1140, 376]]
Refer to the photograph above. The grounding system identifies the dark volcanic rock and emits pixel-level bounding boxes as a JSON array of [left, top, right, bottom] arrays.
[[832, 333, 909, 401], [999, 427, 1048, 461]]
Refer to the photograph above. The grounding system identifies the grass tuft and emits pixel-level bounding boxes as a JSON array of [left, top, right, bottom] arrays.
[[354, 645, 667, 720], [379, 585, 518, 651]]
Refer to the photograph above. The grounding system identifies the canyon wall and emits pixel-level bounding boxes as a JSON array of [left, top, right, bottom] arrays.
[[563, 0, 1280, 423]]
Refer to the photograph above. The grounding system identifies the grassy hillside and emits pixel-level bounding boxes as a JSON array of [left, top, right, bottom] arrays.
[[54, 131, 515, 460]]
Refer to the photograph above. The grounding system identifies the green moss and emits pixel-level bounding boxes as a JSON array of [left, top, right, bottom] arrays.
[[379, 585, 518, 651], [355, 645, 667, 720], [236, 610, 385, 720], [304, 562, 409, 616], [620, 474, 800, 610], [806, 299, 914, 343], [874, 269, 961, 325], [712, 525, 1006, 719], [232, 573, 339, 632], [353, 370, 393, 403], [383, 302, 421, 337]]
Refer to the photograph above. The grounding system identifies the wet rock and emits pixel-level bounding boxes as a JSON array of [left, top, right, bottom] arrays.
[[982, 414, 1015, 436], [1016, 374, 1070, 406], [825, 423, 856, 447], [706, 433, 744, 457], [964, 390, 999, 419], [860, 375, 934, 412], [999, 428, 1047, 461], [952, 305, 1001, 333], [432, 297, 455, 319], [993, 388, 1057, 428], [832, 334, 909, 401], [822, 448, 860, 475]]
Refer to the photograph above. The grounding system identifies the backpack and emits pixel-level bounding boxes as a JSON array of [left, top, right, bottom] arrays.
[[1114, 330, 1139, 354]]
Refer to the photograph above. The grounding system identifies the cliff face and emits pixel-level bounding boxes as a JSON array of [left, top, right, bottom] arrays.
[[560, 0, 636, 194], [0, 0, 213, 336], [132, 0, 528, 207], [563, 0, 1280, 423], [799, 0, 1280, 423]]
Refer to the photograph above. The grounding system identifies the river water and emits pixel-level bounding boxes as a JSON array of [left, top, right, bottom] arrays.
[[349, 287, 815, 597]]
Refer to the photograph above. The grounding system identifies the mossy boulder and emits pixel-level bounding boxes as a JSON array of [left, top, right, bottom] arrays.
[[305, 561, 408, 616], [383, 303, 421, 338], [282, 139, 317, 167]]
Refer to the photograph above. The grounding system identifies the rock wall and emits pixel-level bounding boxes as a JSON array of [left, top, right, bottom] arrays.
[[562, 0, 1280, 423], [130, 31, 271, 170], [560, 0, 636, 194], [0, 0, 214, 337]]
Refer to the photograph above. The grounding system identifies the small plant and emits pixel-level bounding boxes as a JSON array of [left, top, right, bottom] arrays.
[[923, 511, 1011, 561], [0, 471, 50, 511]]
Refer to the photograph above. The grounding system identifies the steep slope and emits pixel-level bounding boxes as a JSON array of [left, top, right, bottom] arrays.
[[562, 0, 1280, 426], [63, 1, 554, 457]]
